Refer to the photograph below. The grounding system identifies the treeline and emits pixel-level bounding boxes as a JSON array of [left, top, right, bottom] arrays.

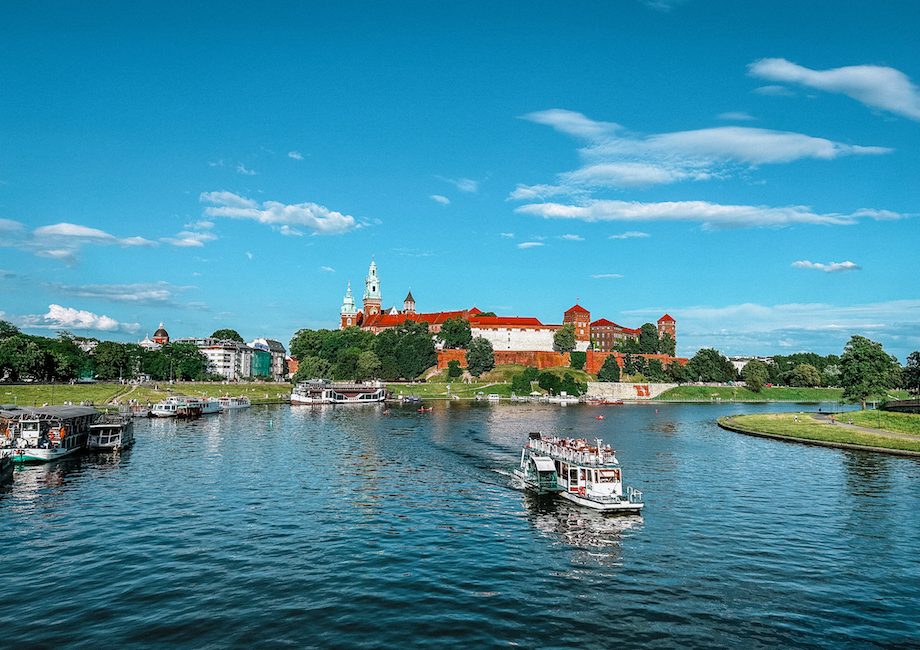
[[289, 323, 437, 382], [0, 320, 210, 382]]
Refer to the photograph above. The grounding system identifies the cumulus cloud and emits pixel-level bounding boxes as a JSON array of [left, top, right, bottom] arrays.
[[23, 304, 140, 333], [200, 191, 359, 235], [512, 109, 888, 195], [0, 221, 156, 263], [162, 228, 218, 248], [591, 273, 623, 279], [288, 151, 304, 160], [609, 231, 650, 240], [436, 176, 479, 193], [517, 199, 907, 229], [517, 241, 545, 249], [749, 58, 920, 121], [34, 223, 155, 247], [430, 194, 451, 205], [791, 260, 862, 273]]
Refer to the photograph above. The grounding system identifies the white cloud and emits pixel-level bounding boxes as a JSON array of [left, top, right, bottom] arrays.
[[517, 241, 545, 249], [499, 232, 515, 238], [430, 194, 451, 205], [245, 251, 253, 260], [0, 221, 156, 263], [717, 111, 756, 121], [753, 85, 796, 97], [200, 191, 359, 235], [517, 199, 907, 229], [560, 234, 584, 241], [791, 260, 862, 273], [288, 151, 304, 160], [749, 58, 920, 121], [609, 231, 650, 240], [46, 281, 187, 305], [34, 223, 155, 247], [162, 229, 218, 248], [514, 109, 888, 194], [235, 162, 257, 176], [436, 176, 479, 193], [24, 304, 140, 333], [0, 218, 24, 232], [591, 273, 623, 279], [320, 266, 335, 273]]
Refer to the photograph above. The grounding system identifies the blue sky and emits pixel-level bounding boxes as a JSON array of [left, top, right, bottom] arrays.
[[1, 1, 918, 359]]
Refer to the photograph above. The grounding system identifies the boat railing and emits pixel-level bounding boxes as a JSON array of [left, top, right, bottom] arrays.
[[626, 487, 643, 503]]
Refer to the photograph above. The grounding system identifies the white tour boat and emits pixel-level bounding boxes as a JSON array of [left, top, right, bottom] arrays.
[[2, 406, 98, 464], [150, 396, 220, 418], [291, 380, 387, 405], [218, 396, 251, 411], [87, 415, 134, 451], [514, 432, 644, 513]]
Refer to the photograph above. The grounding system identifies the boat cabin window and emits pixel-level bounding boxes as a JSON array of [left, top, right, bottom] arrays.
[[569, 468, 578, 484], [598, 469, 621, 483]]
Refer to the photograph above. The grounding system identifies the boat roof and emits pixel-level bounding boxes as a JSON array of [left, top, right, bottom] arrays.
[[0, 405, 98, 419], [532, 456, 556, 472]]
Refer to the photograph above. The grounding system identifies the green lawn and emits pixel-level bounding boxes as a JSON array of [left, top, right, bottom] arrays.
[[846, 409, 920, 435], [386, 381, 515, 399], [658, 385, 846, 402], [719, 413, 920, 453], [0, 382, 291, 408]]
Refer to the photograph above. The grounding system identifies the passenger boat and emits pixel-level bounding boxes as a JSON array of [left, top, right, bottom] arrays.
[[150, 396, 220, 418], [291, 380, 387, 405], [87, 415, 134, 451], [1, 406, 98, 464], [150, 396, 183, 417], [218, 396, 251, 411], [513, 432, 643, 513], [547, 394, 580, 406]]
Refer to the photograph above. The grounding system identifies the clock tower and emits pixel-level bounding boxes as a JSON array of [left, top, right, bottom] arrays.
[[363, 258, 382, 316]]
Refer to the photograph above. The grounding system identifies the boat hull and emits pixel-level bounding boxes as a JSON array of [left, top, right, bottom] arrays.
[[11, 445, 82, 464], [0, 457, 12, 484], [559, 490, 644, 513]]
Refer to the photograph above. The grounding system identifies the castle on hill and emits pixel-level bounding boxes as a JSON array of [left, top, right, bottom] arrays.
[[340, 259, 675, 354]]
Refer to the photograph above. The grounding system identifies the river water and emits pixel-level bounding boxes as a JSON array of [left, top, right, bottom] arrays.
[[1, 402, 918, 648]]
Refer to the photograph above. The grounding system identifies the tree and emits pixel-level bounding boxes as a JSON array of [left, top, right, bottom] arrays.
[[553, 323, 576, 353], [93, 341, 132, 380], [904, 351, 920, 395], [537, 371, 561, 395], [658, 333, 676, 357], [0, 320, 20, 340], [168, 342, 209, 380], [742, 359, 770, 392], [394, 321, 437, 380], [291, 355, 332, 382], [334, 347, 361, 380], [438, 317, 472, 349], [447, 359, 463, 379], [560, 372, 586, 396], [466, 336, 495, 377], [355, 350, 382, 380], [788, 363, 822, 387], [511, 372, 531, 394], [476, 311, 496, 317], [597, 355, 621, 382], [687, 348, 736, 383], [668, 361, 691, 384], [569, 351, 586, 370], [211, 328, 244, 343], [645, 358, 669, 382], [840, 335, 900, 408], [638, 323, 659, 354]]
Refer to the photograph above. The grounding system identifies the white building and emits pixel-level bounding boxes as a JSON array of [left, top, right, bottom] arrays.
[[470, 317, 563, 352], [174, 337, 256, 381]]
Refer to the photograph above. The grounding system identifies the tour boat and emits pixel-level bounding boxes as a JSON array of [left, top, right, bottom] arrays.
[[150, 396, 220, 418], [150, 396, 183, 417], [87, 415, 134, 451], [218, 396, 251, 411], [513, 432, 644, 513], [547, 394, 580, 406], [2, 406, 98, 464], [291, 380, 387, 405]]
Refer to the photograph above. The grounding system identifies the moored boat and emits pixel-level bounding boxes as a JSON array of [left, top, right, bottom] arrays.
[[291, 380, 387, 405], [87, 415, 134, 451], [0, 451, 13, 484], [1, 406, 98, 464], [513, 432, 643, 513], [218, 396, 251, 411], [151, 396, 221, 418]]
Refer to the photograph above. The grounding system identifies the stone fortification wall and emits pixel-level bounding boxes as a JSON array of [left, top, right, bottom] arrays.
[[586, 381, 677, 400]]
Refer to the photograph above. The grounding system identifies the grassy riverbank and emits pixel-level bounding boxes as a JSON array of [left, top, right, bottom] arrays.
[[0, 382, 291, 407], [658, 386, 844, 402], [718, 413, 920, 453]]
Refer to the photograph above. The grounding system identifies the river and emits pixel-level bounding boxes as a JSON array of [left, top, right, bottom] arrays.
[[1, 401, 918, 648]]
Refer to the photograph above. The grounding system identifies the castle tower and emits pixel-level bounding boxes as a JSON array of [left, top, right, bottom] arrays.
[[657, 314, 676, 341], [340, 283, 358, 329], [363, 258, 382, 315], [403, 290, 416, 314], [563, 304, 591, 343]]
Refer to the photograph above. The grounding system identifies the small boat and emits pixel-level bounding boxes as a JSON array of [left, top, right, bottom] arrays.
[[151, 396, 220, 418], [595, 415, 605, 420], [547, 394, 580, 406], [2, 406, 98, 464], [87, 415, 134, 451], [417, 406, 433, 413], [218, 396, 251, 411], [150, 397, 183, 417], [513, 432, 643, 513], [291, 380, 387, 405], [486, 394, 501, 402]]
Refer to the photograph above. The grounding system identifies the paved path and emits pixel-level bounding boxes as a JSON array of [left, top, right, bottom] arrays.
[[810, 413, 920, 441]]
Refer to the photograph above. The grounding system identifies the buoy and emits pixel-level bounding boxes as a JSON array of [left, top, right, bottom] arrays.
[[268, 418, 274, 430], [595, 415, 604, 420]]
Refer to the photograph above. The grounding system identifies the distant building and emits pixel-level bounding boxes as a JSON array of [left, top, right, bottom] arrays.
[[590, 319, 640, 352], [729, 356, 774, 374], [249, 338, 287, 380], [174, 337, 254, 381], [152, 322, 170, 345]]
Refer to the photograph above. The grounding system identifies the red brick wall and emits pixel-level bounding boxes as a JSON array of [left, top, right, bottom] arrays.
[[437, 349, 687, 374], [584, 351, 688, 375], [437, 349, 468, 369]]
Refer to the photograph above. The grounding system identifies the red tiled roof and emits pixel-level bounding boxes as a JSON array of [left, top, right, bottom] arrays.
[[362, 309, 471, 328], [564, 304, 590, 314], [590, 318, 620, 327], [658, 313, 675, 322], [471, 316, 544, 327]]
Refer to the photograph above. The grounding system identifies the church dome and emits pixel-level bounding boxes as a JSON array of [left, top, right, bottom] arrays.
[[153, 322, 169, 341]]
